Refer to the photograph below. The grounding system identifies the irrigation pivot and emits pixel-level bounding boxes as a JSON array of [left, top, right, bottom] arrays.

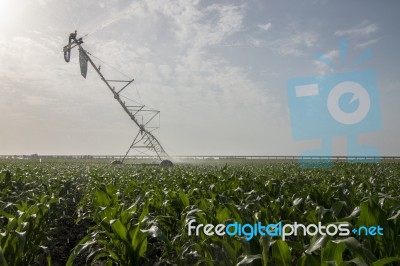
[[63, 31, 172, 166]]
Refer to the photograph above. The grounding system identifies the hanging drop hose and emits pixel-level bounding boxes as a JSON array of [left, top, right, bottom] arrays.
[[63, 30, 83, 62], [64, 42, 71, 62], [63, 31, 75, 62]]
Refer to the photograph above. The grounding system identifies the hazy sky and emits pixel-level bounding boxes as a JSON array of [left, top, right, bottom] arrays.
[[0, 0, 399, 156]]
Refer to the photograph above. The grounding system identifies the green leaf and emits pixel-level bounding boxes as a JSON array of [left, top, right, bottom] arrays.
[[236, 254, 262, 265], [293, 197, 303, 207], [306, 234, 329, 254], [358, 201, 380, 227], [66, 235, 96, 266], [216, 206, 230, 223], [142, 225, 170, 245], [331, 201, 346, 218], [131, 225, 147, 262], [224, 204, 243, 224], [339, 206, 360, 222], [332, 237, 376, 263], [179, 191, 189, 207], [40, 245, 52, 266], [260, 235, 271, 266], [215, 238, 236, 263], [138, 203, 149, 223], [132, 231, 147, 263], [0, 211, 14, 219], [298, 253, 320, 266], [0, 247, 8, 266], [92, 252, 110, 263], [110, 219, 128, 243], [387, 210, 400, 221], [15, 231, 27, 261], [344, 257, 368, 266], [321, 240, 345, 265], [94, 189, 111, 207], [372, 257, 400, 266], [272, 240, 292, 265]]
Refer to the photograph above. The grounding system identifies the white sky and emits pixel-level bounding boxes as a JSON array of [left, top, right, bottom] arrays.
[[0, 0, 399, 156]]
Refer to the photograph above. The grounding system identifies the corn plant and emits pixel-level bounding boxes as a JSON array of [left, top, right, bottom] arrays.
[[67, 184, 148, 265], [0, 195, 57, 266]]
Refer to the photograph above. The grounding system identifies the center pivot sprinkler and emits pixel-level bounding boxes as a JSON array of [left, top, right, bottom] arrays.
[[63, 31, 172, 166]]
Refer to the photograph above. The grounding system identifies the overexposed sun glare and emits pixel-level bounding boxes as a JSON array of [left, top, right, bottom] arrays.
[[0, 0, 18, 26]]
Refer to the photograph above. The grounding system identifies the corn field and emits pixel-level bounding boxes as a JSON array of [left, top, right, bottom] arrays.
[[0, 160, 399, 265]]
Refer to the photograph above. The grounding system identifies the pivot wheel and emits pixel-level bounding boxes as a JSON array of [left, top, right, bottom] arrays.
[[160, 160, 173, 167]]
